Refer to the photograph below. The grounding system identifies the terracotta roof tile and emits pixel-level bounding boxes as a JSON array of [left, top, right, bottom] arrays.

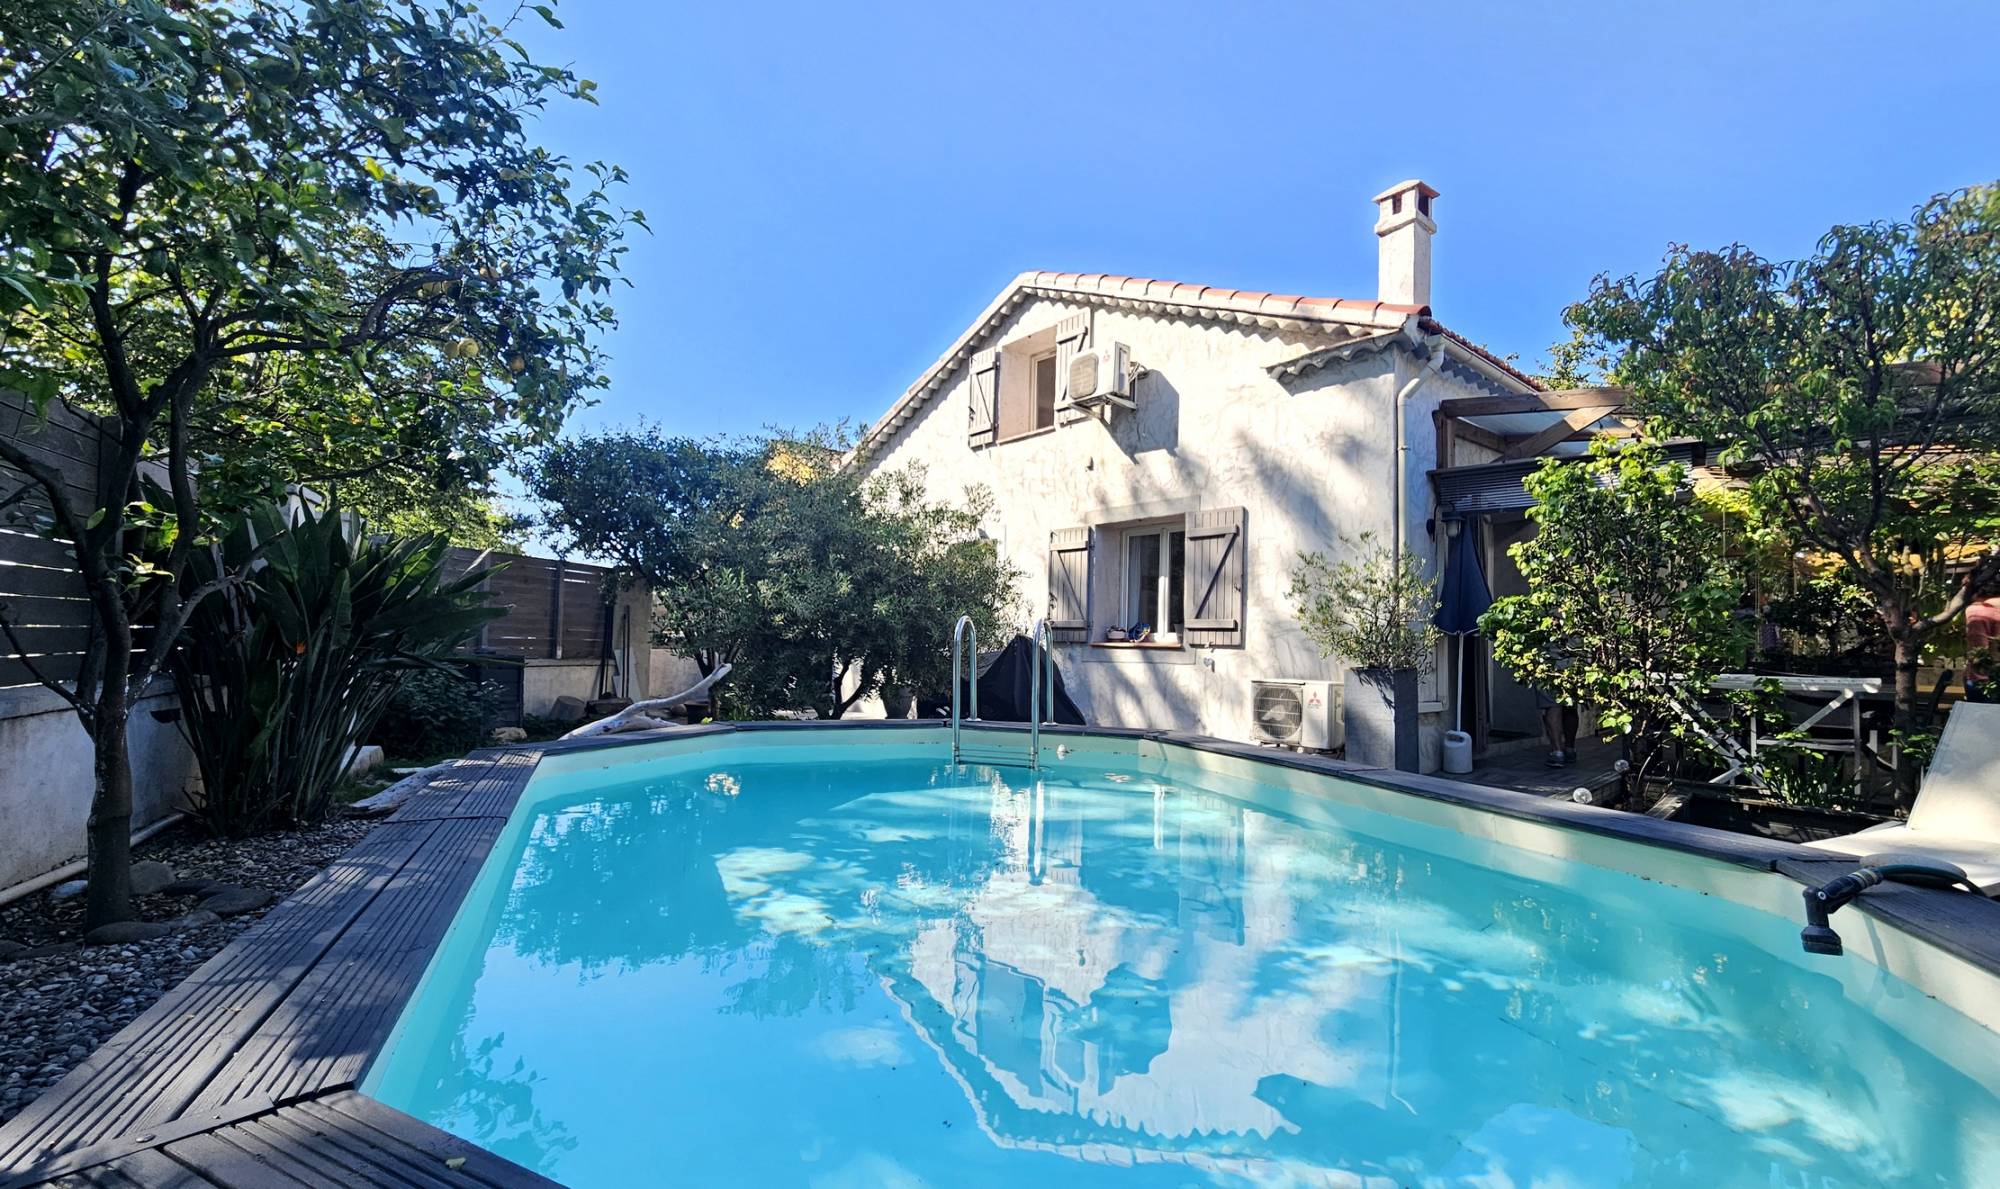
[[854, 270, 1525, 459], [1422, 320, 1545, 392]]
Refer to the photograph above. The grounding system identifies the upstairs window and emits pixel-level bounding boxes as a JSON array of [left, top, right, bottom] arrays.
[[995, 337, 1059, 442], [970, 313, 1089, 447], [1032, 350, 1058, 432]]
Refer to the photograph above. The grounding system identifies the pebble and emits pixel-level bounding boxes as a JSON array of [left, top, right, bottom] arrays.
[[127, 861, 177, 897], [82, 921, 174, 946], [195, 887, 273, 917]]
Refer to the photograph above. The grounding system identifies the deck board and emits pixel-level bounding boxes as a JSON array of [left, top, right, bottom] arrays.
[[157, 1132, 306, 1188], [11, 1094, 567, 1189], [0, 751, 545, 1187], [73, 1148, 220, 1188], [191, 816, 508, 1111], [0, 822, 442, 1168], [387, 750, 540, 822], [309, 1092, 564, 1188]]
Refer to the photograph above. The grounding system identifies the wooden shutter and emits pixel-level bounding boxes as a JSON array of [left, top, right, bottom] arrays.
[[967, 348, 1000, 448], [1183, 507, 1246, 647], [1053, 313, 1090, 421], [1047, 526, 1091, 642]]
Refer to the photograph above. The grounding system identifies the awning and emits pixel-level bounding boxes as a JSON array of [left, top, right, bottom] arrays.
[[1430, 440, 1709, 516]]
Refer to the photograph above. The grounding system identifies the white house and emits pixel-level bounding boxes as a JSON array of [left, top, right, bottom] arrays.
[[854, 181, 1621, 770]]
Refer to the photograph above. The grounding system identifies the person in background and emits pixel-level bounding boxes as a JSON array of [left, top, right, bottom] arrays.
[[1968, 594, 2000, 703], [1538, 687, 1580, 767]]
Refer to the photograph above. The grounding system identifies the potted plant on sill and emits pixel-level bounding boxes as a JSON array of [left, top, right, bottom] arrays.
[[1289, 534, 1440, 772]]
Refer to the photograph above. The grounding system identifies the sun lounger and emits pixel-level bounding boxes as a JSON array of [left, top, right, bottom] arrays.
[[1806, 703, 2000, 894]]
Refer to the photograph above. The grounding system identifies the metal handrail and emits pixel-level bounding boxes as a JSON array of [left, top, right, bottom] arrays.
[[951, 616, 1055, 770], [950, 615, 978, 763], [1029, 617, 1052, 767]]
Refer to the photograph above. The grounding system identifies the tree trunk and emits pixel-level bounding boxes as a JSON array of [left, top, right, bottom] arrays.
[[1890, 632, 1924, 812], [82, 538, 139, 929], [83, 691, 134, 930]]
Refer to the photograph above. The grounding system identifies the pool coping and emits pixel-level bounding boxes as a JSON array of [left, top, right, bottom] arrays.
[[2, 720, 1996, 1187]]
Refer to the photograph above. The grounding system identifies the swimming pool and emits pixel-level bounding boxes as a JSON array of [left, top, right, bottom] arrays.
[[365, 731, 2000, 1187]]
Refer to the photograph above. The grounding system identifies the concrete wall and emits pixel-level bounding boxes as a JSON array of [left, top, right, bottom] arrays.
[[648, 649, 706, 698], [0, 685, 197, 891], [859, 296, 1520, 769], [522, 660, 608, 717]]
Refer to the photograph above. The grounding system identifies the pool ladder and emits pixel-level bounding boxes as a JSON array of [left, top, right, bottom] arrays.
[[950, 616, 1055, 770]]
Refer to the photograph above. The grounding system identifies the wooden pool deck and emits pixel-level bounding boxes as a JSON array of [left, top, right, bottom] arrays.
[[0, 749, 553, 1189]]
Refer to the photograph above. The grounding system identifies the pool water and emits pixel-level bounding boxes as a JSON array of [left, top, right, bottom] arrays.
[[366, 746, 2000, 1187]]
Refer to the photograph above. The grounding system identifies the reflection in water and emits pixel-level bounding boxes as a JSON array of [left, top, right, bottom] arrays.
[[369, 757, 2000, 1188]]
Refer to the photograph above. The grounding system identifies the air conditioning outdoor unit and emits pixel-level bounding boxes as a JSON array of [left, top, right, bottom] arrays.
[[1249, 678, 1342, 751], [1065, 341, 1137, 414]]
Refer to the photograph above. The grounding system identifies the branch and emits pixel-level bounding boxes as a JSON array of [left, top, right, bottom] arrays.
[[0, 437, 90, 548], [87, 161, 149, 417], [1913, 546, 2000, 635], [561, 664, 732, 739], [213, 268, 449, 356], [126, 572, 244, 699]]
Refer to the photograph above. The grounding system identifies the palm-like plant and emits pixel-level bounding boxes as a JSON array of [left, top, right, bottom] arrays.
[[170, 501, 504, 835]]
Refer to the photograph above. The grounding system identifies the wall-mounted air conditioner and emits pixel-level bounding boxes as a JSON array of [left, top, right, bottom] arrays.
[[1065, 341, 1137, 413], [1249, 678, 1342, 751]]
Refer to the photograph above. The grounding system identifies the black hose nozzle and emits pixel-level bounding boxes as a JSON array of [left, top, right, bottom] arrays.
[[1798, 857, 1979, 956], [1800, 869, 1883, 956]]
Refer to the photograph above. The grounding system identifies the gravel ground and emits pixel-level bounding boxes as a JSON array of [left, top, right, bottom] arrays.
[[0, 816, 376, 1124]]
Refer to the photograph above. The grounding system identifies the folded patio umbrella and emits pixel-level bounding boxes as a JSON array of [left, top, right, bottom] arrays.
[[1435, 520, 1493, 733]]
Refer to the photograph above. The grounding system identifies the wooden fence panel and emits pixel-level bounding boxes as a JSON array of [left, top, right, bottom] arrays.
[[443, 546, 620, 661], [4, 388, 630, 692], [0, 391, 108, 691]]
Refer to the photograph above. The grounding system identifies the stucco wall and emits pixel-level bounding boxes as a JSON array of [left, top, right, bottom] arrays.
[[522, 660, 609, 717], [0, 685, 196, 891], [861, 297, 1517, 767]]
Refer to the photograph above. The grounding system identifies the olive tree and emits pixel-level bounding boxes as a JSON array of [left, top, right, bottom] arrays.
[[527, 427, 1019, 720], [0, 0, 633, 926]]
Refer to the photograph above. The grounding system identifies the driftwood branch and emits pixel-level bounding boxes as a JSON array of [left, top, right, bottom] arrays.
[[562, 664, 732, 740], [345, 758, 460, 818]]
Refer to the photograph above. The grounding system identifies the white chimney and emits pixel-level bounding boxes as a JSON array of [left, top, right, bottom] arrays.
[[1373, 179, 1438, 308]]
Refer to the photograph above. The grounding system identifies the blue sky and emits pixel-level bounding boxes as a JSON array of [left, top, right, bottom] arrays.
[[519, 1, 2000, 442]]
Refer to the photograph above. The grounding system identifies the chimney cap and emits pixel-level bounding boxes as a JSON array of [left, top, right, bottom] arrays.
[[1372, 179, 1440, 205], [1374, 179, 1438, 237]]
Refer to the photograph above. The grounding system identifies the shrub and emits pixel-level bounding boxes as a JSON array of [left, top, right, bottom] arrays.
[[170, 502, 504, 835], [518, 713, 575, 742], [1479, 441, 1749, 786], [373, 669, 500, 761]]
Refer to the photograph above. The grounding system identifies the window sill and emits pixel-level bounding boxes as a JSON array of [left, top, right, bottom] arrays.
[[1089, 641, 1184, 651], [992, 424, 1059, 446]]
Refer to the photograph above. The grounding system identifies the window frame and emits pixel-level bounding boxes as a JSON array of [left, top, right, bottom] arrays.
[[1118, 525, 1185, 643], [992, 326, 1063, 444], [1030, 349, 1058, 433]]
